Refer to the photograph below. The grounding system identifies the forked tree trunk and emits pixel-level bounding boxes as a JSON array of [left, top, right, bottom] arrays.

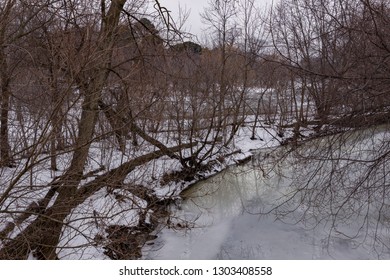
[[0, 0, 127, 260]]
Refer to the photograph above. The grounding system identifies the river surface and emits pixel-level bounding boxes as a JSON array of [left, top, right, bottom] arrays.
[[145, 127, 390, 259]]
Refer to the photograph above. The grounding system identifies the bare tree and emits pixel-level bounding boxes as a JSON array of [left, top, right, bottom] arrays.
[[0, 0, 213, 260], [0, 0, 166, 260], [262, 0, 390, 254]]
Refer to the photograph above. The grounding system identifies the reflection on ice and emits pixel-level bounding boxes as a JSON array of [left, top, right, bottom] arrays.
[[146, 127, 390, 259]]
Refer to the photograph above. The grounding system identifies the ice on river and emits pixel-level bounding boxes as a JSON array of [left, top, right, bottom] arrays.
[[145, 128, 390, 260]]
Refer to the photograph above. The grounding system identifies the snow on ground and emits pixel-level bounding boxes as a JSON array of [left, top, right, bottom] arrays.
[[1, 119, 279, 259], [56, 123, 281, 259], [3, 109, 388, 260]]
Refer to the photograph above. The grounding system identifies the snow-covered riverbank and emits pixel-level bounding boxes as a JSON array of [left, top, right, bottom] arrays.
[[145, 126, 390, 260]]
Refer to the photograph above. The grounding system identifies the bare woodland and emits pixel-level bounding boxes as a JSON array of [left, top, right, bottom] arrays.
[[0, 0, 389, 259]]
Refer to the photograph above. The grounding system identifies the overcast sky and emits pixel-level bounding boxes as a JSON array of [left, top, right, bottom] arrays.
[[158, 0, 278, 38]]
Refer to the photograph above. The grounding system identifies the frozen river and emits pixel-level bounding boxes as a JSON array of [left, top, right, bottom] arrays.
[[145, 127, 390, 259]]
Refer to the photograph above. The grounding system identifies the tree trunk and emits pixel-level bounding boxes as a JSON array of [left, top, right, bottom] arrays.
[[0, 1, 15, 167], [0, 0, 128, 259], [0, 71, 12, 167], [0, 141, 196, 259]]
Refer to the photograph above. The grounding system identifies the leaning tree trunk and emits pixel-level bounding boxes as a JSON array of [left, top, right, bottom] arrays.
[[0, 141, 196, 259], [0, 0, 127, 260]]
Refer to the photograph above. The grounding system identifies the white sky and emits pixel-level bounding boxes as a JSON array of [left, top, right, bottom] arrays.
[[158, 0, 278, 38]]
